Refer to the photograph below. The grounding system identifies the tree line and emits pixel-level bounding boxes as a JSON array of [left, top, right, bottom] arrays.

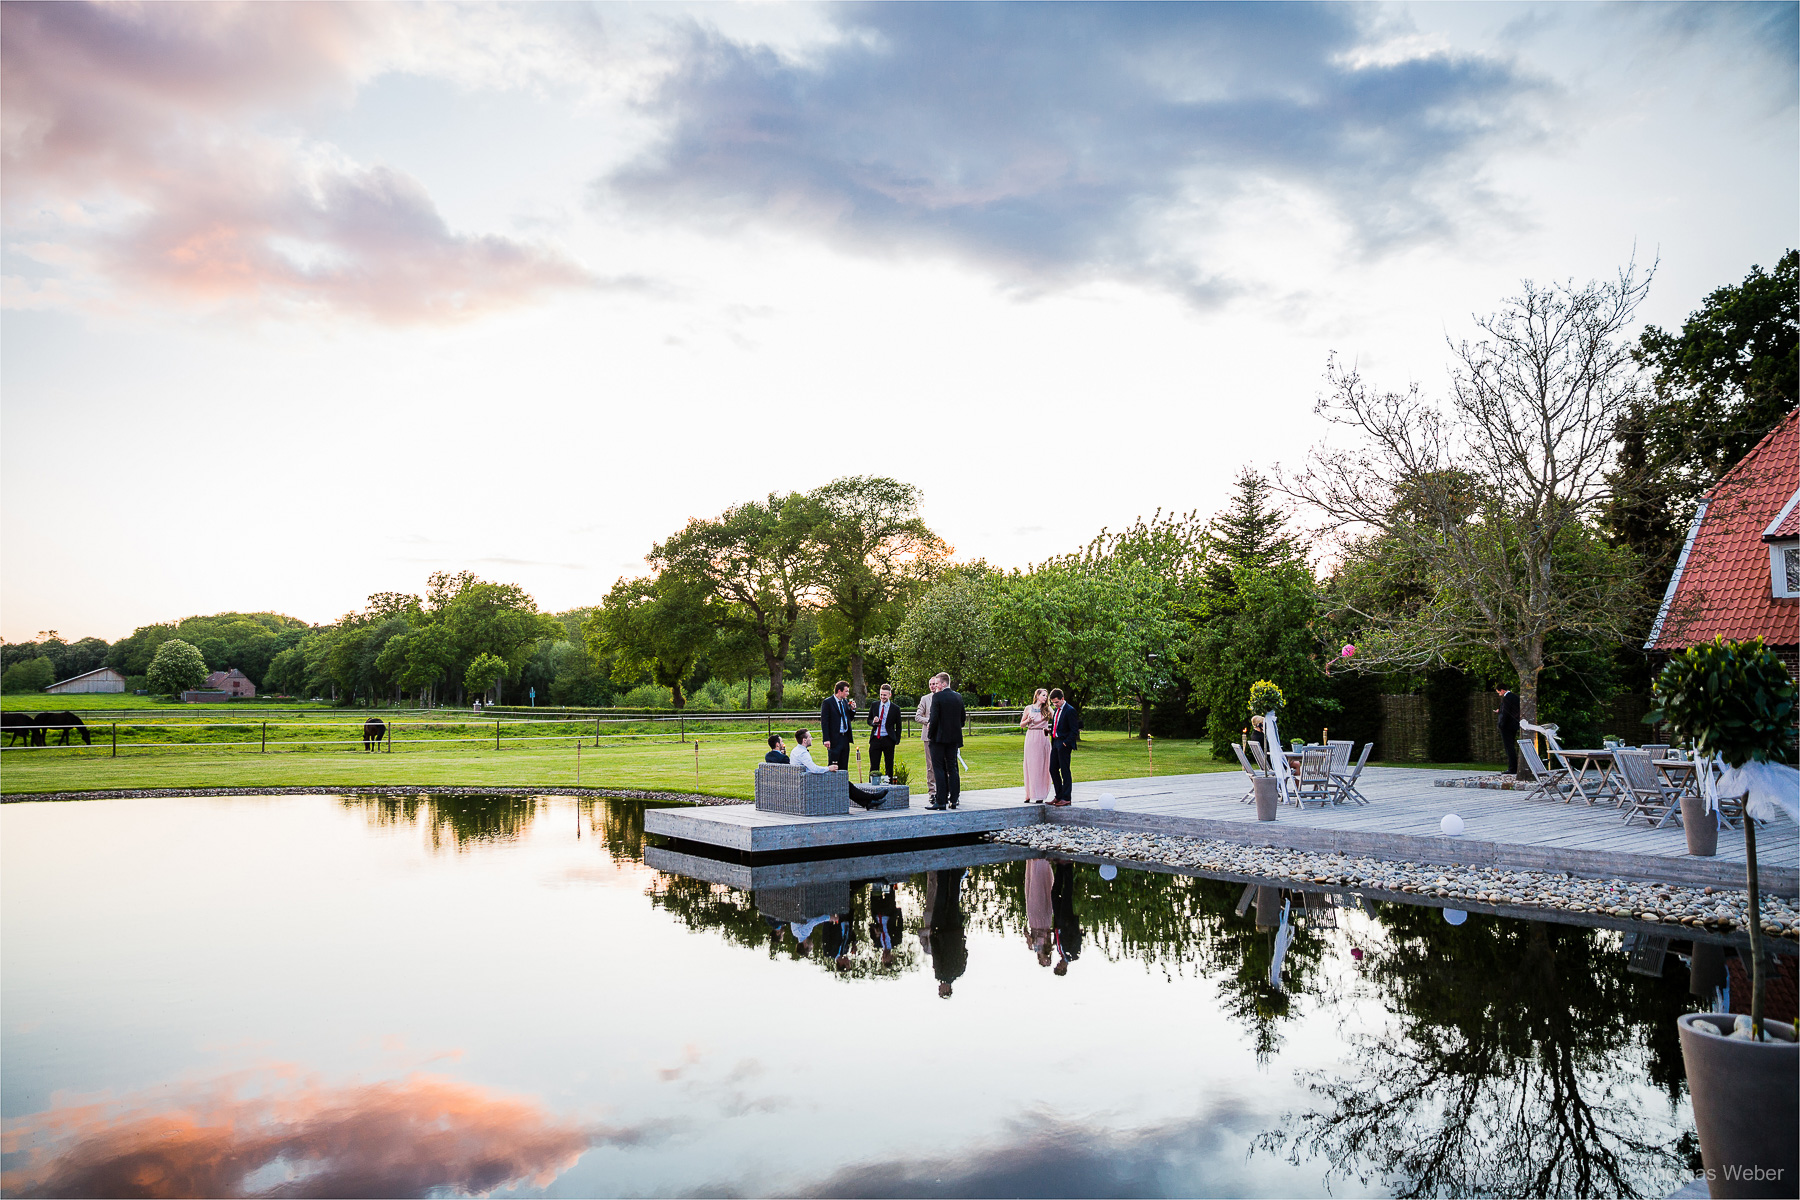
[[5, 251, 1791, 758]]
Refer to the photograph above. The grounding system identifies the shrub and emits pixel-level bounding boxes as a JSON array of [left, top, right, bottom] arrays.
[[616, 683, 673, 708], [0, 657, 55, 693]]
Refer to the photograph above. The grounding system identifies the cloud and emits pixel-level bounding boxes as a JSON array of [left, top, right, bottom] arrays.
[[0, 1066, 658, 1198], [745, 1104, 1276, 1198], [606, 3, 1543, 303], [1, 2, 594, 322]]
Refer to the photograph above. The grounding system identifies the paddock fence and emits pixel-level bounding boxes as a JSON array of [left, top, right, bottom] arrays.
[[0, 708, 1042, 758]]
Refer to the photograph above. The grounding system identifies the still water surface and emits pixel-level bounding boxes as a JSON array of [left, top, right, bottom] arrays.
[[2, 795, 1710, 1197]]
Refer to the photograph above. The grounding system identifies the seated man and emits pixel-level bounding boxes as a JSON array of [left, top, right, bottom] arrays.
[[791, 729, 889, 810], [764, 734, 789, 764]]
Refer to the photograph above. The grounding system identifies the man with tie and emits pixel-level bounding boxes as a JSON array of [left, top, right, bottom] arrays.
[[1048, 688, 1081, 806], [926, 672, 967, 809], [867, 683, 902, 780], [821, 681, 856, 773]]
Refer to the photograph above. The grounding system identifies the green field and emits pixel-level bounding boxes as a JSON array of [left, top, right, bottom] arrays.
[[1, 729, 1241, 798]]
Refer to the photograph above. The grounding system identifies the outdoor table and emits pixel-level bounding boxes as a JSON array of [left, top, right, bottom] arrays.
[[1553, 749, 1622, 805], [1656, 758, 1744, 828]]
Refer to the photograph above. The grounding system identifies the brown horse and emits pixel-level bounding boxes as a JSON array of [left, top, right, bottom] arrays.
[[363, 717, 387, 751]]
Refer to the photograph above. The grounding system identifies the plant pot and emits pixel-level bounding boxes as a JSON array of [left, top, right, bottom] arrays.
[[1252, 776, 1279, 822], [1677, 1012, 1799, 1198], [1254, 885, 1281, 930], [1682, 793, 1719, 856]]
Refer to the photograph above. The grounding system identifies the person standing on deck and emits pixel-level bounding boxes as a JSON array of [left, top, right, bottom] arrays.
[[1048, 689, 1081, 806], [821, 682, 856, 772], [916, 677, 942, 804], [926, 673, 967, 810], [868, 684, 902, 780], [1495, 683, 1521, 775]]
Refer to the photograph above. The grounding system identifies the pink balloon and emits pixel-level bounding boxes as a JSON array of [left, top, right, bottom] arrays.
[[1341, 644, 1357, 658]]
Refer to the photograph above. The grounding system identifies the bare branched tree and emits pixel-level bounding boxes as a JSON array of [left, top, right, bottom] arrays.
[[1285, 264, 1654, 722]]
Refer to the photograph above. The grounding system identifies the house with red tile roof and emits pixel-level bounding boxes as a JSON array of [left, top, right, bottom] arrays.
[[1647, 409, 1800, 673]]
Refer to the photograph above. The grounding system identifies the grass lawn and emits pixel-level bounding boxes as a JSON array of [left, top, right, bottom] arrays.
[[1, 730, 1241, 799]]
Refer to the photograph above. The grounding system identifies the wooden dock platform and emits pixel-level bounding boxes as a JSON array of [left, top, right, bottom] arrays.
[[644, 766, 1798, 894]]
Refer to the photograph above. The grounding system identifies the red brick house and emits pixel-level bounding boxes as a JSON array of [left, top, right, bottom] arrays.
[[1647, 409, 1800, 675], [204, 669, 257, 698]]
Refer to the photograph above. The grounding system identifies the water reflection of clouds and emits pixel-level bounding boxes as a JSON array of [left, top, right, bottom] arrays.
[[752, 1106, 1276, 1199], [1, 1068, 662, 1198]]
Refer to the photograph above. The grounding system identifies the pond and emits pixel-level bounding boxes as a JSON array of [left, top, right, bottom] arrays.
[[0, 794, 1754, 1198]]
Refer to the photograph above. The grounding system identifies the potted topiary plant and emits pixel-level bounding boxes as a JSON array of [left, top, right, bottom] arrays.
[[1650, 636, 1798, 1198], [1248, 680, 1286, 821]]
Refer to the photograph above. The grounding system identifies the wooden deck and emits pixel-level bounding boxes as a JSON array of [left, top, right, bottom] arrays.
[[643, 766, 1799, 894]]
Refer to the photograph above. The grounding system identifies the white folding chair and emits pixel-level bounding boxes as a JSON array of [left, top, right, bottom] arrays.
[[1293, 749, 1334, 807], [1616, 749, 1681, 828]]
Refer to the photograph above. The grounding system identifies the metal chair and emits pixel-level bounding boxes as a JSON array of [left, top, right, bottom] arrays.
[[1616, 749, 1681, 828], [1334, 742, 1374, 805], [1517, 739, 1574, 802]]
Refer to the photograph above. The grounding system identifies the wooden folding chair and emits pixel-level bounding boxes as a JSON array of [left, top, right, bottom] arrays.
[[1293, 748, 1334, 807], [1334, 742, 1374, 805], [1230, 743, 1259, 803], [1516, 739, 1573, 802], [1616, 749, 1681, 828]]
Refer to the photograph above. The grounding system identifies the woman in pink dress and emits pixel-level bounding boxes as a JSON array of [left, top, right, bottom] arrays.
[[1025, 856, 1055, 966], [1019, 688, 1053, 803]]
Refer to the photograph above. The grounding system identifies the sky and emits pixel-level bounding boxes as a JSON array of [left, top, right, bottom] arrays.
[[2, 1, 1795, 643]]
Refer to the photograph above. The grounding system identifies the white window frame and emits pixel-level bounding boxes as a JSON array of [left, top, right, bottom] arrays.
[[1772, 541, 1800, 599]]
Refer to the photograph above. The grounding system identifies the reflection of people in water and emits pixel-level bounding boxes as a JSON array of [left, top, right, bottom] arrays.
[[819, 915, 856, 971], [789, 912, 833, 955], [1051, 859, 1082, 976], [923, 868, 967, 999], [868, 882, 904, 969], [1025, 858, 1055, 966]]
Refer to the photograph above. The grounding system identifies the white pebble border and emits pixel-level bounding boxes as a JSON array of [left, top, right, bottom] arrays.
[[989, 826, 1800, 939]]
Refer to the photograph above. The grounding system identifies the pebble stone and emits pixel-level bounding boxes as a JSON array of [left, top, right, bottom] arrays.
[[2, 785, 739, 806], [989, 826, 1800, 939]]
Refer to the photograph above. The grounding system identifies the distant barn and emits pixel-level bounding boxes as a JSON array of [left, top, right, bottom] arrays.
[[44, 666, 127, 694]]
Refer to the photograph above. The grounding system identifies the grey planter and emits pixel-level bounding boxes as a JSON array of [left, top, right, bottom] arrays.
[[1253, 776, 1279, 822], [860, 785, 911, 811], [754, 764, 849, 816], [1677, 1013, 1798, 1198], [1682, 793, 1719, 856]]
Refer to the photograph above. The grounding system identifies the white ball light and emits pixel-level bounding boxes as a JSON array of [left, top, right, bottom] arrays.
[[1099, 864, 1119, 881], [1098, 793, 1116, 811], [1440, 813, 1465, 837], [1443, 908, 1468, 926]]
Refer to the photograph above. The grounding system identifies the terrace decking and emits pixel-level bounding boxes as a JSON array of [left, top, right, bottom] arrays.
[[643, 765, 1799, 894]]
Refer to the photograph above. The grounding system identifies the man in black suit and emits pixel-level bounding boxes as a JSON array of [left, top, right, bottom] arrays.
[[926, 672, 966, 809], [1048, 688, 1080, 805], [820, 681, 855, 772], [866, 683, 902, 779], [1496, 683, 1522, 775], [923, 868, 967, 998], [763, 734, 789, 764]]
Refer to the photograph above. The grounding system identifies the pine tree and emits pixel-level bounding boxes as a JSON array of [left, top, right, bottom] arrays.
[[1203, 469, 1296, 593]]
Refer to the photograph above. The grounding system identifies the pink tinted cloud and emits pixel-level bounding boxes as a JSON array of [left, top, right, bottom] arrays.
[[0, 1066, 647, 1197], [2, 2, 593, 322]]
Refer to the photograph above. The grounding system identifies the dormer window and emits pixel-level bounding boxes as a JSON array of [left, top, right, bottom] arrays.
[[1765, 489, 1800, 599]]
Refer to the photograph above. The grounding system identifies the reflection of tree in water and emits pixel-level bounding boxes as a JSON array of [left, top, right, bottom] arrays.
[[1259, 911, 1694, 1198], [339, 794, 537, 851]]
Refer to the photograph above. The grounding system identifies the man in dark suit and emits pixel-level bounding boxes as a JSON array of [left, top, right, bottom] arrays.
[[1048, 688, 1080, 805], [926, 672, 966, 809], [763, 734, 789, 763], [820, 681, 855, 772], [923, 868, 967, 998], [867, 683, 902, 779], [1496, 683, 1522, 775]]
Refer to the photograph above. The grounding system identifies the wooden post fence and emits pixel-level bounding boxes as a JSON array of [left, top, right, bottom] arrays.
[[495, 720, 501, 751], [111, 723, 117, 758]]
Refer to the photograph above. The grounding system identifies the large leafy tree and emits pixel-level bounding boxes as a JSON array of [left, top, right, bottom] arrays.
[[651, 493, 821, 708], [585, 576, 715, 708], [146, 638, 208, 696], [1287, 267, 1653, 724], [989, 556, 1183, 707], [808, 476, 949, 702], [874, 564, 999, 695], [1190, 562, 1334, 756]]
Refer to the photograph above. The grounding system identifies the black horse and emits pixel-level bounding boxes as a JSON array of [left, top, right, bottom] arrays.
[[38, 711, 90, 746], [3, 712, 38, 746], [363, 717, 387, 751]]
